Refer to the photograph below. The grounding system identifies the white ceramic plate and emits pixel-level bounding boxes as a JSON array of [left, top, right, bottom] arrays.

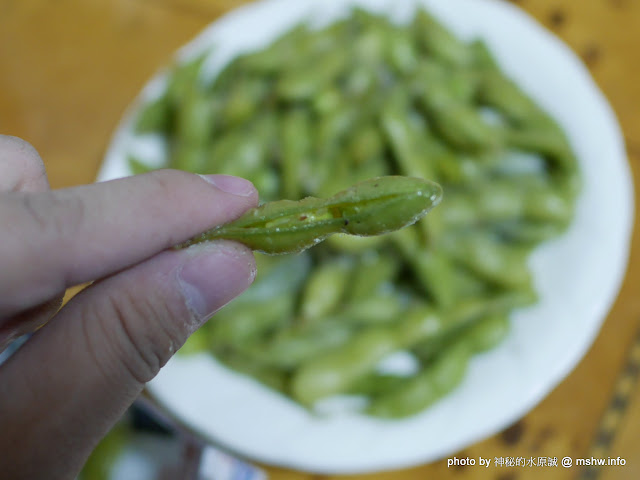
[[99, 0, 634, 473]]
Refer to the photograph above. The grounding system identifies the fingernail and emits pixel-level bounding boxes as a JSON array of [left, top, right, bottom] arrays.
[[177, 242, 256, 323], [199, 174, 255, 197]]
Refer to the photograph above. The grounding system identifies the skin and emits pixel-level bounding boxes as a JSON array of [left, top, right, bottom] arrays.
[[0, 135, 259, 480]]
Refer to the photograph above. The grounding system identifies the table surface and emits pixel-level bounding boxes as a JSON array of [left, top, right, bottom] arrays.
[[2, 0, 639, 479]]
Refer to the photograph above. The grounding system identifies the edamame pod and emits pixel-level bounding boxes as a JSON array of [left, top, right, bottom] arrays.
[[209, 293, 294, 347], [291, 327, 399, 405], [299, 259, 352, 322], [413, 10, 471, 67], [412, 289, 536, 362], [392, 228, 457, 307], [477, 70, 541, 125], [134, 94, 172, 134], [381, 107, 435, 181], [347, 252, 400, 301], [127, 155, 154, 175], [337, 295, 405, 325], [417, 80, 501, 152], [443, 232, 532, 289], [441, 180, 573, 228], [277, 49, 350, 101], [244, 322, 354, 369], [240, 24, 309, 72], [176, 176, 442, 254], [367, 341, 471, 418], [465, 313, 510, 353], [280, 109, 312, 199]]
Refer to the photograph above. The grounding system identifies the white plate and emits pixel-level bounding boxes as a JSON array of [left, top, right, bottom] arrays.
[[99, 0, 634, 473]]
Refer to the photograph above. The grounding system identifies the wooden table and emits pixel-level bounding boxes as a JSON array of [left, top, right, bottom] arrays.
[[2, 0, 638, 479]]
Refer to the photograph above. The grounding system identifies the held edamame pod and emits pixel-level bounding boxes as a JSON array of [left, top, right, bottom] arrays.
[[176, 176, 442, 254]]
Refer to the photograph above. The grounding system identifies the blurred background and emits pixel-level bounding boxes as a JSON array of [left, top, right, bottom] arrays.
[[1, 0, 639, 479]]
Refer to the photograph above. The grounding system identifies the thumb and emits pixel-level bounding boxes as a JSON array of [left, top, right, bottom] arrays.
[[0, 240, 255, 480]]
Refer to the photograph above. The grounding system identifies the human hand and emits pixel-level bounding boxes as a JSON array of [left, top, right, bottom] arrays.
[[0, 135, 258, 480]]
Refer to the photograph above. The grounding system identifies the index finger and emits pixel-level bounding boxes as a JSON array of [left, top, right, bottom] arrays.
[[0, 170, 258, 316]]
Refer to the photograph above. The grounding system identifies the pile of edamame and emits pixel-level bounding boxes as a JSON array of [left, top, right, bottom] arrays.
[[131, 7, 579, 418]]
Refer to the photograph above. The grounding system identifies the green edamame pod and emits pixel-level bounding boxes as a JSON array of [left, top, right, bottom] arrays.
[[291, 305, 448, 405], [337, 294, 405, 325], [477, 70, 541, 125], [165, 52, 208, 103], [465, 313, 510, 353], [434, 151, 485, 185], [347, 251, 400, 301], [219, 75, 271, 127], [127, 155, 154, 175], [217, 351, 288, 393], [280, 109, 312, 199], [240, 24, 310, 72], [314, 102, 372, 195], [392, 228, 457, 307], [299, 259, 352, 321], [367, 314, 509, 418], [503, 123, 579, 192], [367, 341, 471, 418], [211, 115, 280, 199], [177, 176, 442, 254], [384, 28, 418, 75], [441, 180, 573, 228], [325, 232, 388, 253], [444, 232, 532, 289], [313, 86, 343, 115], [411, 61, 479, 104], [496, 220, 566, 244], [413, 9, 471, 67], [348, 155, 392, 187], [175, 88, 220, 148], [469, 39, 499, 70], [381, 106, 435, 181], [347, 123, 385, 166], [134, 93, 172, 134], [210, 293, 294, 347], [348, 372, 412, 397], [503, 121, 573, 161], [209, 254, 309, 346], [412, 288, 536, 362], [291, 327, 399, 405], [394, 305, 444, 347], [411, 249, 458, 307], [242, 253, 311, 301], [416, 80, 501, 152], [277, 49, 350, 101], [244, 321, 354, 369], [170, 143, 208, 173]]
